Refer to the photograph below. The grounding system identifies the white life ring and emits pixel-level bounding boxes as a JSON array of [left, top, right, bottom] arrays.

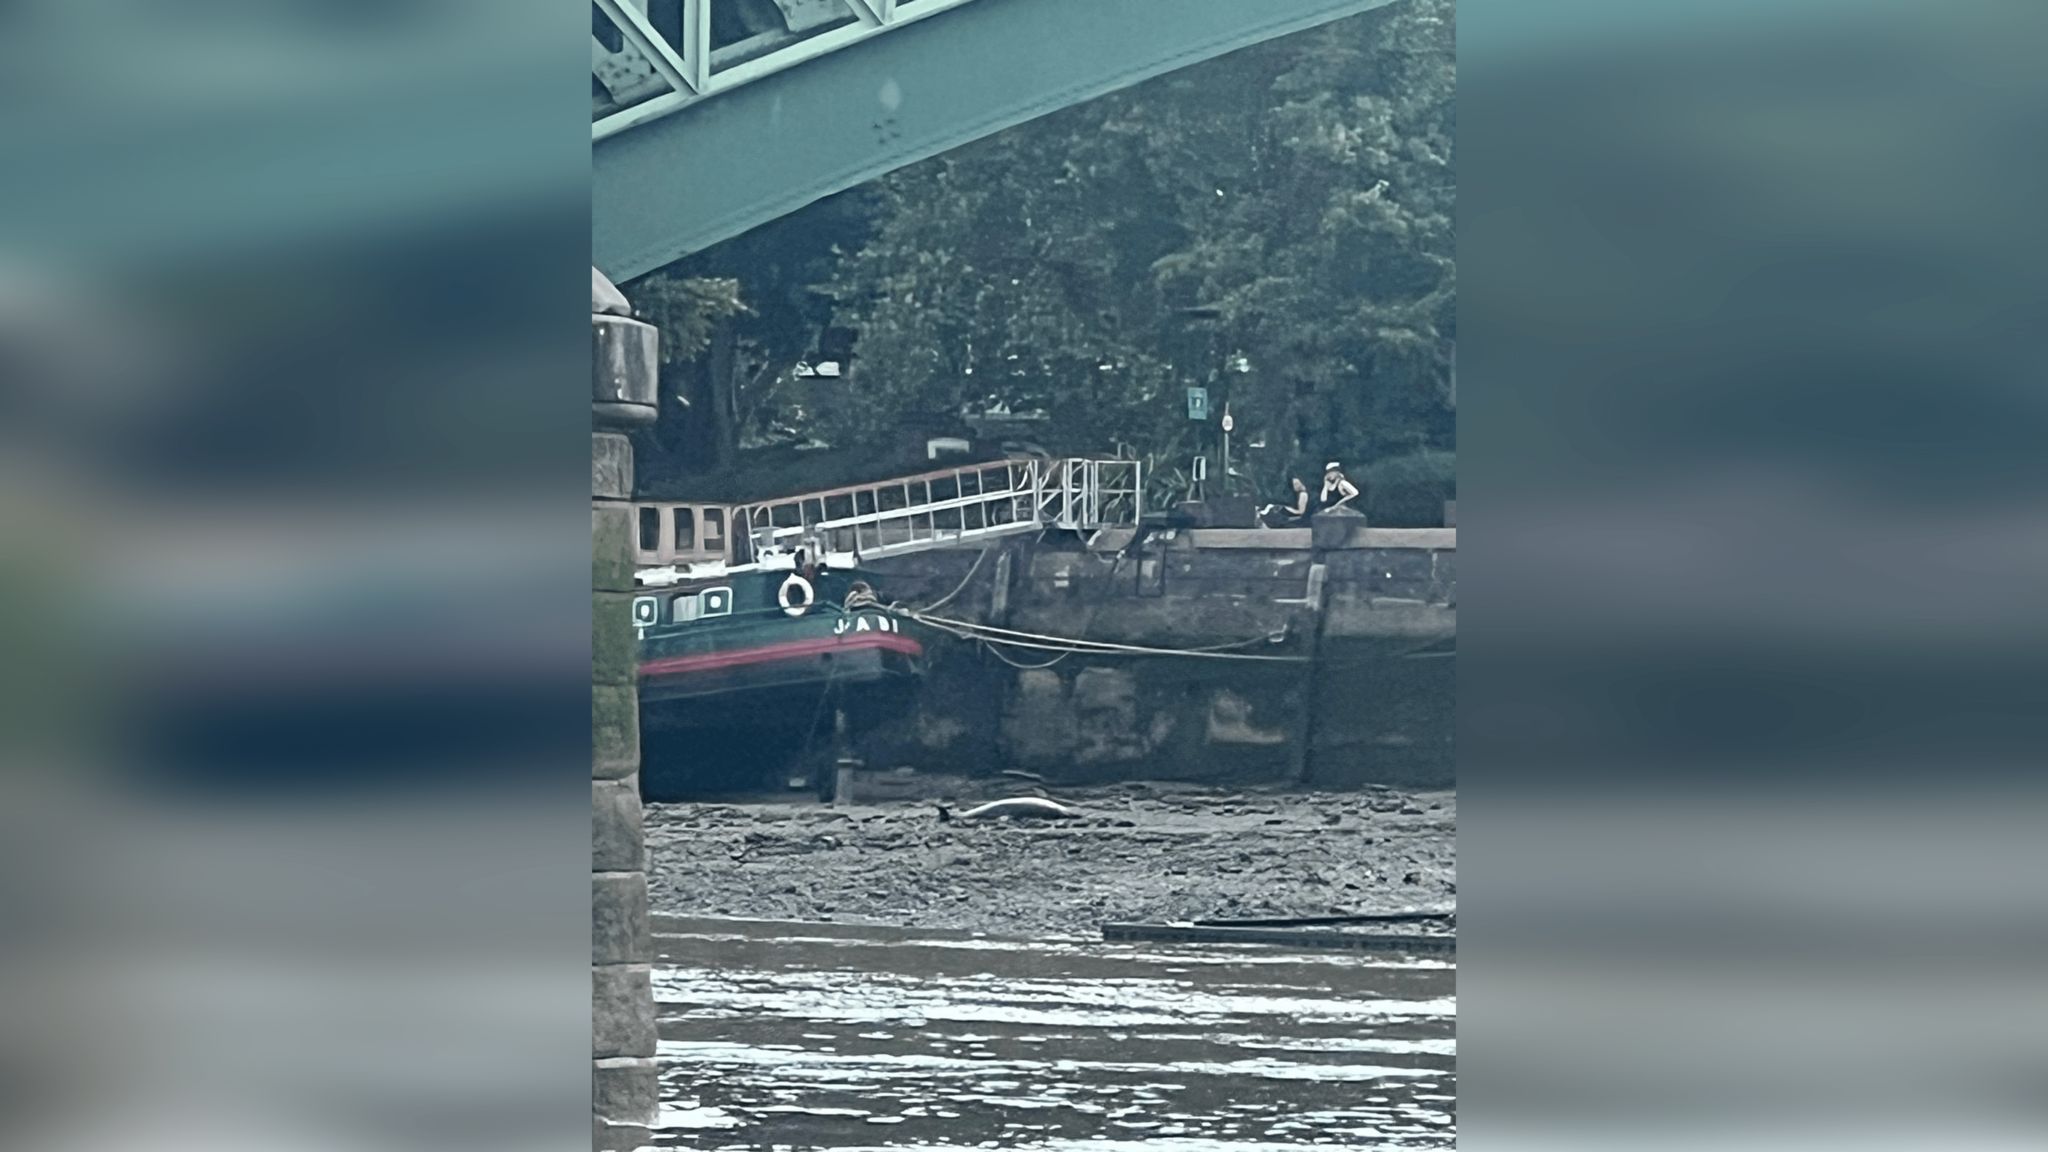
[[778, 573, 815, 617]]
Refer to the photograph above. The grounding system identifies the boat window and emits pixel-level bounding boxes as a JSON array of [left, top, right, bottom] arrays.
[[638, 506, 661, 553], [703, 507, 725, 544], [672, 507, 696, 550]]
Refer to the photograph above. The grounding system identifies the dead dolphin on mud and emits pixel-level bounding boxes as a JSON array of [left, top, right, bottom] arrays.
[[936, 797, 1080, 823]]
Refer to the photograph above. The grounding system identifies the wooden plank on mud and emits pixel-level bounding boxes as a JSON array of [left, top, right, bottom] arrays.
[[1193, 910, 1455, 928], [1101, 922, 1456, 954]]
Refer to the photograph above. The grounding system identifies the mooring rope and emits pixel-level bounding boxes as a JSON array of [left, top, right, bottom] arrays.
[[900, 608, 1306, 663]]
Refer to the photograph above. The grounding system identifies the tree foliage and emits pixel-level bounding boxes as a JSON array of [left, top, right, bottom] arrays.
[[645, 2, 1456, 516], [629, 274, 748, 364], [814, 0, 1455, 503]]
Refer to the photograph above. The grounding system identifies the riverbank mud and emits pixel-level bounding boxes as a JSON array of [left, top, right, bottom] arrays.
[[644, 783, 1455, 938]]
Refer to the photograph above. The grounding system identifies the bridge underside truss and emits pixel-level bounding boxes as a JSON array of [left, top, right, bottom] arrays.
[[592, 0, 1394, 278], [593, 0, 981, 140]]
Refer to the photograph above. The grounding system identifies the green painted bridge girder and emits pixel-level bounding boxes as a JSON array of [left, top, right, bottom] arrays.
[[592, 0, 1397, 282]]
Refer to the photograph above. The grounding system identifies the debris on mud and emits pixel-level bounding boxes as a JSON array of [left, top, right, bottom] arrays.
[[644, 783, 1455, 937]]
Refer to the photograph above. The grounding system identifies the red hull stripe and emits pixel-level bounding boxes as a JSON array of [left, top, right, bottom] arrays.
[[638, 631, 923, 678]]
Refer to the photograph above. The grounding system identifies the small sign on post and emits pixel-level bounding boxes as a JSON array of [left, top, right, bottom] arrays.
[[1219, 404, 1233, 493], [1185, 386, 1209, 421]]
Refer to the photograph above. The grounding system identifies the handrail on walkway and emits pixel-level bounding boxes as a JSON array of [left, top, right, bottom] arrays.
[[629, 457, 1142, 570]]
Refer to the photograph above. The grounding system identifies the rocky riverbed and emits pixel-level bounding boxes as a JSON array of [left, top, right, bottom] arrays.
[[643, 782, 1455, 938]]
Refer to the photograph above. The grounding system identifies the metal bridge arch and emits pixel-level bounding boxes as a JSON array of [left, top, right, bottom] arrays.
[[592, 0, 1397, 280]]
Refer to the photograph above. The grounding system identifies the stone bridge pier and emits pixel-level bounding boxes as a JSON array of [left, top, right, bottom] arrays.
[[591, 270, 660, 1149]]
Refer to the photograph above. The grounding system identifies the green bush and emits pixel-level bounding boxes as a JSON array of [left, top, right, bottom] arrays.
[[1363, 450, 1456, 527]]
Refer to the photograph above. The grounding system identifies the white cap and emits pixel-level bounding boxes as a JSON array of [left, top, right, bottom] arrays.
[[1324, 460, 1342, 472]]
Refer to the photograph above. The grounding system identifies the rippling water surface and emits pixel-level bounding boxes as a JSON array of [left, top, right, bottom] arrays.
[[650, 918, 1455, 1149]]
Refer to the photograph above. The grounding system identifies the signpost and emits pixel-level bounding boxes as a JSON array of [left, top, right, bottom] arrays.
[[1220, 404, 1233, 490], [1185, 386, 1208, 421]]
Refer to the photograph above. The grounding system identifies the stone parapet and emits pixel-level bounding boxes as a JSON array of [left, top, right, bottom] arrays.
[[1085, 526, 1456, 552]]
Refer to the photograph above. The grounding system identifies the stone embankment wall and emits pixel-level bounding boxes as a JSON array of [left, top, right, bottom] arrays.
[[863, 525, 1455, 788], [591, 271, 658, 1151]]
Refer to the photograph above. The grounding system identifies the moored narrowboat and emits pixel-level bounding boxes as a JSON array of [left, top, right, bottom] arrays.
[[635, 560, 923, 706], [632, 551, 925, 797]]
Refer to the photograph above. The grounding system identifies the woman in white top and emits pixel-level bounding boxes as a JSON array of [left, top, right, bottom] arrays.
[[1316, 461, 1360, 513]]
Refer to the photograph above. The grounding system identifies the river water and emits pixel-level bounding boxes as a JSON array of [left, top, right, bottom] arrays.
[[649, 918, 1455, 1150]]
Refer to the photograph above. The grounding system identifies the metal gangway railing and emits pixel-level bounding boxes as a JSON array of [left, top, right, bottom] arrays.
[[629, 457, 1141, 571]]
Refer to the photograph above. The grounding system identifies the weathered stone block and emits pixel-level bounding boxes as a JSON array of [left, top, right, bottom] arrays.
[[592, 779, 644, 872], [592, 871, 652, 965], [593, 684, 639, 780], [591, 964, 656, 1058], [1002, 668, 1073, 767], [592, 504, 638, 591], [592, 1055, 659, 1128], [1206, 689, 1289, 746], [1366, 549, 1436, 598], [1173, 551, 1312, 581], [1358, 527, 1456, 551], [1071, 666, 1135, 714], [1318, 550, 1374, 580], [1323, 594, 1455, 641], [592, 433, 634, 499], [593, 1118, 653, 1152], [1312, 510, 1365, 550], [593, 592, 638, 685]]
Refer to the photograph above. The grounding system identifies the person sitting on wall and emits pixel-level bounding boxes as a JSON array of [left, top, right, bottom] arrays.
[[1259, 477, 1312, 527], [1316, 461, 1361, 515]]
